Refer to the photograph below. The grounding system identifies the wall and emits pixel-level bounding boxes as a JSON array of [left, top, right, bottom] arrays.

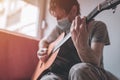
[[45, 0, 120, 78], [0, 29, 39, 80]]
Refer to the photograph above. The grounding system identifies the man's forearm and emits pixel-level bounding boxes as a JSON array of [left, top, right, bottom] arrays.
[[77, 46, 100, 66]]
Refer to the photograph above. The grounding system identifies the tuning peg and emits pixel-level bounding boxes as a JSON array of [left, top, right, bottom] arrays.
[[112, 6, 117, 13]]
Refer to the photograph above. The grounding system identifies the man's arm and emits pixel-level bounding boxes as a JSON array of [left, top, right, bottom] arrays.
[[70, 16, 104, 66], [37, 27, 61, 62], [37, 39, 49, 62], [77, 42, 104, 67]]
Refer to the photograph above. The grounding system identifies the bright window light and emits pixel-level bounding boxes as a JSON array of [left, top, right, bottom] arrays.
[[0, 0, 39, 38]]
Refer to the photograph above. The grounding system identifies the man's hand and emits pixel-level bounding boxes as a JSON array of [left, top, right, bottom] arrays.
[[37, 48, 49, 62], [70, 16, 88, 50], [70, 16, 93, 51]]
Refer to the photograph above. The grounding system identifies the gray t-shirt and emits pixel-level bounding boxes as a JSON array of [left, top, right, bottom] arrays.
[[45, 20, 110, 45], [89, 21, 110, 46], [44, 24, 70, 44]]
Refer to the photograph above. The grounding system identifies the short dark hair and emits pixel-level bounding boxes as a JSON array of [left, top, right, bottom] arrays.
[[49, 0, 80, 15]]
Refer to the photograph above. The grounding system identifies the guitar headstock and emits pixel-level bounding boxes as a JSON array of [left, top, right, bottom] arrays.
[[99, 0, 120, 11], [86, 0, 120, 23]]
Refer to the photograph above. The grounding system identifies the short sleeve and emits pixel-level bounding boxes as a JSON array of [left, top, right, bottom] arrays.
[[43, 26, 62, 43], [90, 21, 110, 45]]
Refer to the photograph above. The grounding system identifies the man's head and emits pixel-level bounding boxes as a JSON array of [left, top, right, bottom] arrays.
[[49, 0, 80, 22]]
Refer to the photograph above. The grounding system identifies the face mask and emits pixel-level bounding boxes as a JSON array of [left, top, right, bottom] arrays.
[[57, 17, 71, 31]]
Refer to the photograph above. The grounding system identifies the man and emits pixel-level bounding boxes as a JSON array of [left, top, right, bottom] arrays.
[[37, 0, 119, 80], [37, 0, 80, 79]]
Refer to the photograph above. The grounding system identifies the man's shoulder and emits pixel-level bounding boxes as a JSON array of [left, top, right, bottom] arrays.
[[93, 20, 106, 26]]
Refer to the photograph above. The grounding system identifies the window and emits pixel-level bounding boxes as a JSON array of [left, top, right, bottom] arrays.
[[0, 0, 39, 38]]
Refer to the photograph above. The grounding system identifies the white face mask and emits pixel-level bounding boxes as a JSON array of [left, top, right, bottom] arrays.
[[57, 17, 71, 31]]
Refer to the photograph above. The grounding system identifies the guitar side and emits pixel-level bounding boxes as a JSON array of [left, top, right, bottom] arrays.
[[31, 33, 65, 80]]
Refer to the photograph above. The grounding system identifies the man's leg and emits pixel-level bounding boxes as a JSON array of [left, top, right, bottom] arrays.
[[106, 71, 119, 80], [68, 63, 108, 80]]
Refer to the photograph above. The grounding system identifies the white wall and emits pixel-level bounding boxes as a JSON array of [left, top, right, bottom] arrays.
[[45, 0, 120, 78]]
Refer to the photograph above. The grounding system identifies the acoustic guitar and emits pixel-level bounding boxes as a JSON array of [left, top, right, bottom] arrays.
[[32, 0, 120, 80]]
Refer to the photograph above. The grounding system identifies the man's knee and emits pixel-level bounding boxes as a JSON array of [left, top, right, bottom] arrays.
[[69, 63, 92, 74], [69, 63, 93, 79]]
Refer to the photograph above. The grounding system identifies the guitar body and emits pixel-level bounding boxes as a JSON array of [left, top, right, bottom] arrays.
[[31, 33, 65, 80]]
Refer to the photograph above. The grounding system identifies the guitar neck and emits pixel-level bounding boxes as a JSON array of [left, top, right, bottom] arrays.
[[53, 32, 71, 52], [86, 7, 99, 23]]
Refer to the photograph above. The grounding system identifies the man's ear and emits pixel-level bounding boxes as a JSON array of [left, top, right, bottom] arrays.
[[68, 5, 78, 21], [70, 5, 77, 16]]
